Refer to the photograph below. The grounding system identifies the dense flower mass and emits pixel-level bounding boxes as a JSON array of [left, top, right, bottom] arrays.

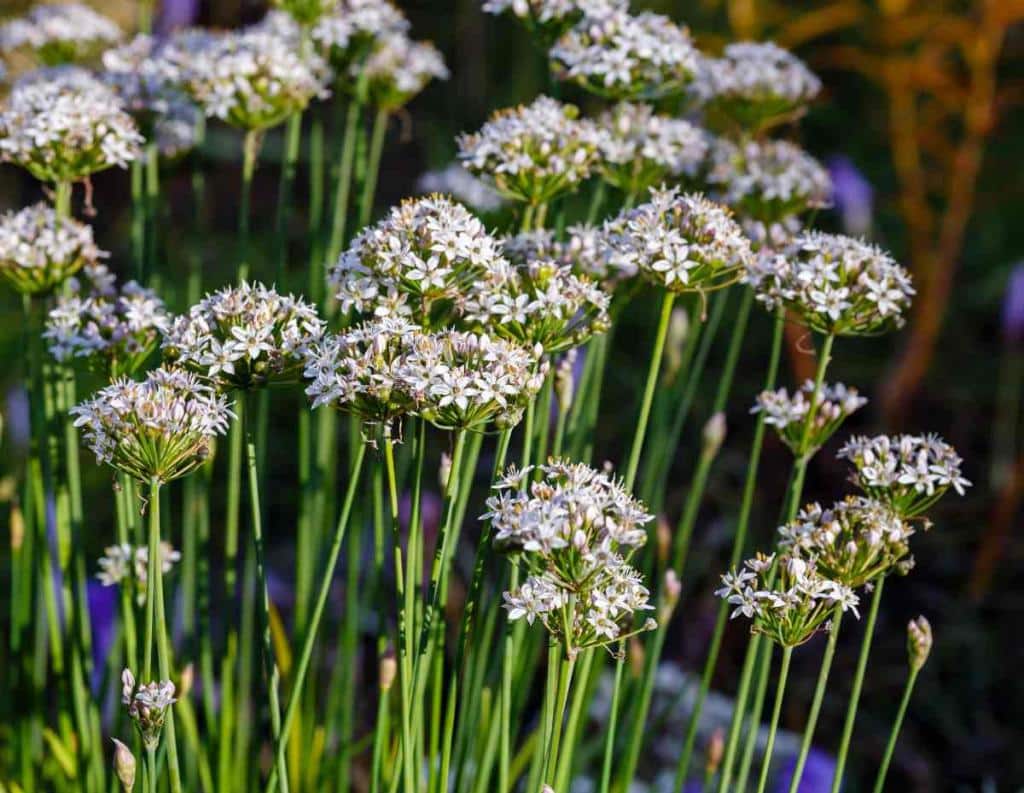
[[44, 263, 169, 376], [361, 32, 448, 109], [71, 368, 233, 484], [0, 203, 104, 295], [0, 77, 142, 183], [563, 223, 637, 284], [416, 163, 506, 213], [162, 282, 325, 391], [778, 496, 915, 587], [746, 231, 914, 335], [838, 434, 971, 518], [457, 96, 600, 204], [481, 0, 626, 38], [694, 41, 821, 132], [329, 195, 506, 325], [485, 460, 655, 651], [603, 187, 752, 294], [595, 102, 708, 195], [716, 552, 859, 647], [551, 9, 699, 100], [310, 0, 409, 70], [0, 3, 121, 66], [753, 380, 866, 456], [97, 542, 182, 606]]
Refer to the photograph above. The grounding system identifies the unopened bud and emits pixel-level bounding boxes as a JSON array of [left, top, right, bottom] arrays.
[[906, 616, 932, 673], [178, 664, 194, 699], [380, 650, 397, 691], [10, 503, 24, 551], [702, 412, 727, 458], [705, 727, 725, 777], [439, 452, 452, 491], [112, 738, 136, 792], [628, 636, 645, 677], [656, 515, 671, 564], [664, 307, 690, 383], [661, 569, 682, 620], [555, 351, 576, 415]]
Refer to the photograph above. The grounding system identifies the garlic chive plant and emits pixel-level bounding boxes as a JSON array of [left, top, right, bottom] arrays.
[[753, 380, 867, 457], [0, 2, 121, 66]]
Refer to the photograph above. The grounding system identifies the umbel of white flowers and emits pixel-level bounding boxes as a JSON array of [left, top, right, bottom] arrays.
[[121, 669, 176, 751]]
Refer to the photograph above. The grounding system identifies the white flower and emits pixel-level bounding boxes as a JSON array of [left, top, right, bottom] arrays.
[[0, 203, 105, 295], [0, 3, 121, 65], [752, 380, 866, 456], [309, 0, 408, 70], [482, 0, 625, 34], [362, 32, 448, 109], [97, 542, 182, 605]]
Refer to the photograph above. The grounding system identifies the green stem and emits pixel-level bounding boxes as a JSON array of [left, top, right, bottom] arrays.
[[755, 646, 792, 793], [359, 108, 389, 228], [870, 668, 919, 793], [144, 143, 160, 284], [54, 181, 71, 219], [238, 130, 262, 282], [274, 110, 304, 286], [327, 77, 369, 265], [131, 159, 145, 280], [734, 635, 772, 793], [585, 181, 607, 224], [597, 648, 625, 793]]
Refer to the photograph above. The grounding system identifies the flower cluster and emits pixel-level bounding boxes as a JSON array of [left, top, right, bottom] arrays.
[[457, 96, 600, 204], [97, 541, 182, 606], [838, 434, 970, 518], [550, 10, 699, 100], [563, 223, 637, 284], [0, 3, 121, 66], [362, 32, 448, 109], [416, 163, 506, 213], [753, 380, 866, 457], [463, 258, 610, 352], [162, 282, 325, 391], [481, 0, 626, 39], [603, 187, 752, 294], [329, 195, 506, 326], [595, 102, 708, 195], [0, 77, 142, 183], [716, 552, 859, 647], [747, 231, 914, 336], [310, 0, 409, 72], [44, 263, 169, 376], [121, 669, 176, 750], [485, 460, 655, 652], [694, 41, 821, 133], [0, 203, 104, 295], [71, 367, 234, 484], [778, 497, 915, 587]]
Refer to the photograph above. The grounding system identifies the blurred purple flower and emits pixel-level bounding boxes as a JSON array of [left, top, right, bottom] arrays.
[[828, 156, 873, 236], [1001, 262, 1024, 345], [5, 386, 30, 452], [157, 0, 200, 35], [88, 581, 117, 692], [775, 748, 837, 793]]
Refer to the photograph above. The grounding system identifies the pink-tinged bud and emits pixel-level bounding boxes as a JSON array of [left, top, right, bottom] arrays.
[[178, 663, 194, 698], [628, 636, 645, 677], [664, 306, 690, 383], [656, 515, 671, 564], [380, 650, 397, 692], [10, 503, 24, 551], [702, 412, 727, 457], [112, 738, 136, 792], [438, 452, 452, 491], [907, 616, 932, 673], [705, 727, 725, 776], [555, 352, 576, 414]]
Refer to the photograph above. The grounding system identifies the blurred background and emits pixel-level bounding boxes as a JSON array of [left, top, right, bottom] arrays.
[[2, 0, 1023, 789]]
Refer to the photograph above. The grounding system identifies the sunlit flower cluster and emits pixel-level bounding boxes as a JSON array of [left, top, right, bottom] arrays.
[[838, 434, 971, 518], [97, 541, 182, 606], [457, 96, 600, 204], [603, 187, 752, 294], [71, 367, 234, 484], [0, 76, 142, 183], [329, 195, 506, 325], [0, 3, 121, 66], [361, 32, 448, 109], [121, 669, 176, 750], [746, 231, 914, 336], [595, 102, 708, 195], [550, 9, 699, 100], [716, 552, 859, 647], [485, 459, 656, 652], [310, 0, 409, 70], [0, 202, 104, 295], [753, 380, 866, 456], [778, 496, 915, 587], [482, 0, 626, 38], [162, 282, 325, 391], [563, 223, 637, 284], [416, 163, 506, 213]]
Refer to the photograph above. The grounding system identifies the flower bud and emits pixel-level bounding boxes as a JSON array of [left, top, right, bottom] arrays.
[[705, 727, 725, 777], [112, 739, 136, 792], [660, 569, 681, 621], [656, 515, 672, 564], [438, 451, 452, 491], [380, 650, 397, 692], [10, 503, 24, 551], [628, 636, 645, 677], [907, 616, 932, 673], [702, 412, 727, 458], [663, 307, 690, 383], [178, 664, 194, 699], [555, 352, 576, 415]]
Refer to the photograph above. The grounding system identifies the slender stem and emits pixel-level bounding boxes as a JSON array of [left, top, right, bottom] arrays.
[[597, 648, 625, 793], [624, 291, 675, 491], [543, 650, 576, 787], [327, 76, 369, 265], [384, 436, 400, 522], [144, 143, 160, 283], [54, 181, 71, 219], [585, 181, 607, 224], [871, 667, 919, 793], [755, 646, 792, 793], [734, 634, 772, 793], [238, 130, 262, 282], [274, 110, 304, 286], [147, 748, 157, 793], [359, 108, 389, 228]]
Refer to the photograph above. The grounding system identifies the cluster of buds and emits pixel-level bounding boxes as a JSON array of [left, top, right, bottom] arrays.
[[485, 460, 656, 654], [778, 496, 916, 588], [361, 32, 448, 110], [71, 367, 233, 484], [0, 203, 104, 296], [838, 434, 971, 518], [96, 542, 182, 606], [45, 263, 170, 376], [716, 552, 859, 647], [550, 9, 699, 100], [121, 669, 176, 751], [753, 380, 866, 457], [162, 282, 325, 391], [906, 616, 932, 673], [457, 96, 600, 205], [0, 3, 121, 66]]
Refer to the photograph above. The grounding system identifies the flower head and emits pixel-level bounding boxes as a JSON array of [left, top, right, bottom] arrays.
[[837, 434, 971, 518], [162, 281, 325, 391], [71, 367, 234, 484], [97, 542, 182, 606], [482, 0, 626, 41], [0, 3, 120, 66], [753, 380, 866, 457], [457, 96, 600, 205], [0, 203, 104, 295], [362, 32, 448, 110], [121, 669, 176, 750], [45, 263, 169, 376], [310, 0, 409, 73]]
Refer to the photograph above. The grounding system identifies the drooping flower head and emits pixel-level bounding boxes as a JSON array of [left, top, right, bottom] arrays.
[[121, 669, 176, 750], [753, 380, 866, 457], [837, 434, 971, 518], [595, 102, 708, 195], [0, 3, 121, 66], [746, 231, 914, 336], [0, 75, 142, 183], [328, 195, 507, 327], [97, 542, 182, 606], [457, 96, 600, 205], [603, 187, 753, 295], [694, 41, 821, 134], [481, 0, 626, 42], [716, 552, 859, 647], [0, 203, 104, 295], [778, 496, 916, 588], [550, 9, 699, 101], [72, 367, 234, 484], [416, 163, 506, 214], [361, 32, 448, 110], [485, 459, 656, 652], [45, 263, 169, 376], [162, 281, 325, 391]]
